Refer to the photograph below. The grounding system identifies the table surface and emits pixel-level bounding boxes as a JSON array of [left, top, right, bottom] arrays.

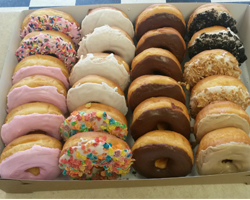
[[1, 0, 250, 198]]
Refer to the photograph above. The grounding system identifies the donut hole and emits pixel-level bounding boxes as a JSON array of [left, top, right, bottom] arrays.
[[222, 159, 233, 163], [156, 123, 169, 131], [26, 167, 40, 176], [103, 50, 115, 54], [155, 158, 168, 169], [47, 53, 59, 58], [27, 130, 47, 135], [152, 70, 165, 76]]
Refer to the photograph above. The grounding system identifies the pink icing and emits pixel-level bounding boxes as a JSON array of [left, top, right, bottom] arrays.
[[7, 85, 67, 114], [0, 145, 61, 180], [12, 65, 69, 89], [1, 113, 65, 145]]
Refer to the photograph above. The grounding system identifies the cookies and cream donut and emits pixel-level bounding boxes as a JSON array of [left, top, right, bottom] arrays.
[[196, 127, 250, 175], [69, 53, 130, 90], [128, 75, 186, 111], [81, 7, 134, 38], [132, 130, 193, 178], [77, 25, 135, 64], [1, 102, 65, 145], [130, 97, 190, 140], [0, 134, 62, 180], [188, 26, 247, 64], [135, 4, 186, 39], [190, 75, 250, 118], [20, 8, 81, 45], [60, 103, 128, 141], [136, 27, 186, 62], [131, 48, 182, 81], [187, 3, 237, 40], [184, 49, 241, 88], [59, 132, 133, 180], [67, 75, 128, 115], [16, 31, 77, 71], [194, 101, 250, 142], [12, 55, 69, 89], [7, 75, 67, 114]]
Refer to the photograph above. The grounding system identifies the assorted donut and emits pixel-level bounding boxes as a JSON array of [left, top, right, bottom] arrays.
[[1, 3, 250, 181]]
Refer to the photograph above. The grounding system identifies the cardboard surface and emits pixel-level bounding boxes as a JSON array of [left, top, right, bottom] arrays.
[[0, 3, 250, 193]]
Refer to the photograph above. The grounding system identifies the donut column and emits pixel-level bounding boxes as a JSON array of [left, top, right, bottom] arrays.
[[184, 3, 250, 175]]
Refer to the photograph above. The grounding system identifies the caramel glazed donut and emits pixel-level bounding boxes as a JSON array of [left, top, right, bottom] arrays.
[[186, 3, 237, 40], [135, 4, 186, 39], [188, 26, 247, 65], [130, 97, 190, 141], [194, 101, 250, 142], [196, 127, 250, 175], [190, 75, 250, 118], [0, 134, 62, 180], [58, 132, 133, 180], [132, 130, 194, 178]]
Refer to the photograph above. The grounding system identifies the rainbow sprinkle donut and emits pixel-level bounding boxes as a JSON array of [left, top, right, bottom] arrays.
[[59, 132, 133, 180]]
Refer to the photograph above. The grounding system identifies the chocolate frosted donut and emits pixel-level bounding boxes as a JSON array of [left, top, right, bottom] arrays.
[[187, 3, 237, 40], [188, 26, 247, 65], [136, 28, 186, 63], [131, 48, 183, 81], [130, 97, 190, 140], [128, 75, 186, 111], [132, 130, 194, 178]]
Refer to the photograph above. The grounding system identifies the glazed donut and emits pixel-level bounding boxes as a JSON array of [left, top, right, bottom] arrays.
[[187, 3, 237, 40], [58, 132, 133, 180], [136, 28, 186, 63], [135, 4, 186, 39], [0, 134, 62, 180], [184, 49, 241, 88], [128, 75, 186, 111], [67, 75, 128, 115], [131, 48, 182, 81], [60, 103, 128, 141], [20, 8, 81, 45], [190, 75, 250, 118], [77, 25, 135, 64], [130, 97, 190, 140], [196, 127, 250, 175], [81, 7, 134, 38], [15, 30, 77, 71], [194, 101, 250, 142], [132, 130, 193, 178], [1, 102, 65, 145], [188, 26, 247, 64], [69, 53, 130, 90], [12, 55, 69, 89], [7, 75, 67, 114]]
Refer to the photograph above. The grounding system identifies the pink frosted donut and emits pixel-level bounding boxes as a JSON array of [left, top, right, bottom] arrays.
[[0, 134, 62, 180]]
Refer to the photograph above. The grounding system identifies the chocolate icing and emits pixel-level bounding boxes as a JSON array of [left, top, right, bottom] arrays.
[[132, 144, 193, 178], [136, 13, 186, 40], [136, 34, 186, 63], [128, 83, 186, 110], [131, 55, 183, 81], [130, 107, 190, 140], [187, 9, 237, 41], [188, 30, 247, 64]]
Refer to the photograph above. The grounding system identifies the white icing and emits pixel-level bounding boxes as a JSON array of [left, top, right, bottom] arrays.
[[81, 9, 134, 38], [69, 54, 130, 90], [77, 25, 135, 64], [67, 82, 128, 115]]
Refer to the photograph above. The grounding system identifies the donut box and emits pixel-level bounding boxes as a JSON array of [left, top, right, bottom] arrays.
[[0, 2, 250, 193]]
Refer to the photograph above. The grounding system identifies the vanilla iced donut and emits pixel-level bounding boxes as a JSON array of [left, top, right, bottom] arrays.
[[196, 127, 250, 175], [69, 53, 130, 90], [67, 75, 128, 115], [81, 7, 134, 38], [77, 25, 135, 64]]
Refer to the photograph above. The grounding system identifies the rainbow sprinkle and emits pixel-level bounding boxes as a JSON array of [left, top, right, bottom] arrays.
[[59, 111, 128, 141], [58, 136, 133, 180], [15, 33, 76, 71], [20, 15, 81, 46]]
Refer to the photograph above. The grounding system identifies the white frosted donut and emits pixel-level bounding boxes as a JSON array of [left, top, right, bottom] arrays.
[[69, 53, 130, 90], [81, 7, 134, 38], [77, 25, 135, 64]]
